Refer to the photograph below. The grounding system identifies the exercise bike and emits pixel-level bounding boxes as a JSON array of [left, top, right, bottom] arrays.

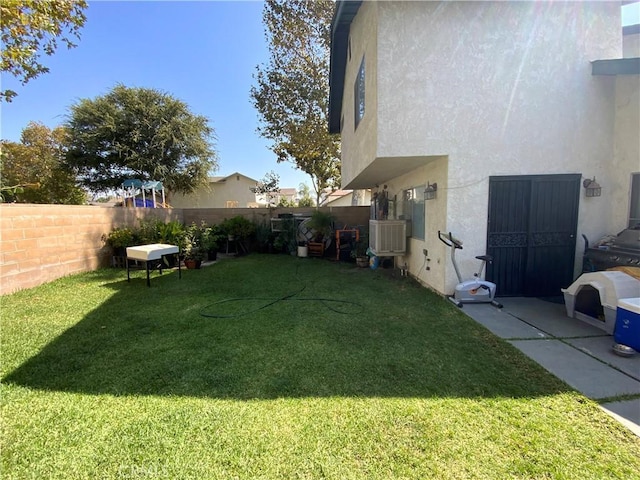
[[438, 231, 502, 308]]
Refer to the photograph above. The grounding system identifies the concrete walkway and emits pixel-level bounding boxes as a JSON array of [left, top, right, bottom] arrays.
[[461, 297, 640, 437]]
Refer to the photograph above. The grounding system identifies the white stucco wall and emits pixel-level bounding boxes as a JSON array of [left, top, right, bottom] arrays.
[[340, 1, 636, 294], [340, 1, 379, 188], [614, 74, 640, 228], [623, 31, 640, 57], [325, 190, 372, 207], [381, 157, 450, 294]]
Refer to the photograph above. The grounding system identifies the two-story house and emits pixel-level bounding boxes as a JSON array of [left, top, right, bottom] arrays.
[[329, 0, 639, 297], [169, 172, 259, 208]]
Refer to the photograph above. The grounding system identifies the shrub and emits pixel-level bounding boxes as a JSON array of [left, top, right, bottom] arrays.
[[201, 223, 224, 252], [182, 222, 206, 261], [156, 220, 186, 246], [102, 227, 135, 249], [307, 210, 334, 241], [220, 216, 256, 240]]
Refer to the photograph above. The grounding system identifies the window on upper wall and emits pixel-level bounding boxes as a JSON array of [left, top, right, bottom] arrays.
[[354, 56, 365, 129], [629, 173, 640, 228], [403, 186, 425, 240]]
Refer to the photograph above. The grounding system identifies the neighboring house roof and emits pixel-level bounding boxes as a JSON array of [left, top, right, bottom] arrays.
[[329, 0, 363, 134], [278, 188, 298, 197], [324, 189, 351, 199], [321, 189, 352, 206], [321, 189, 372, 206], [209, 172, 258, 184]]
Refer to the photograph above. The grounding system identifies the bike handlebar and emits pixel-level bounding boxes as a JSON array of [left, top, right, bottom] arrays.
[[438, 230, 463, 249]]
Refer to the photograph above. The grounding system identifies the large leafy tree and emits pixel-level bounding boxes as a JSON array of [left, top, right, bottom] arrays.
[[297, 182, 314, 207], [65, 84, 218, 195], [251, 0, 340, 207], [0, 0, 87, 102], [0, 122, 86, 204], [251, 170, 281, 206]]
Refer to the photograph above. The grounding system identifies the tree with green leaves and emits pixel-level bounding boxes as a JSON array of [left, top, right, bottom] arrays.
[[251, 170, 281, 206], [297, 182, 314, 207], [1, 122, 86, 204], [64, 84, 218, 195], [251, 0, 340, 207], [0, 0, 87, 102]]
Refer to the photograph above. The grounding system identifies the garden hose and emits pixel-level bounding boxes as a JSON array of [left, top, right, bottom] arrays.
[[199, 267, 364, 319]]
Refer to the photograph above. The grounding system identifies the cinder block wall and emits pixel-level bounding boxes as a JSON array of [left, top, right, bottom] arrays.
[[0, 204, 182, 295], [1, 205, 369, 295], [182, 206, 369, 229]]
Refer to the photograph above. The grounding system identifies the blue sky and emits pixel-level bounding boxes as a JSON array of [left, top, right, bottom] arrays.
[[1, 1, 639, 192], [624, 2, 640, 25], [0, 0, 311, 190]]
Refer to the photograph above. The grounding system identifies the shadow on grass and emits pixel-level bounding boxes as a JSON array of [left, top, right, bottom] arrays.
[[3, 255, 573, 400]]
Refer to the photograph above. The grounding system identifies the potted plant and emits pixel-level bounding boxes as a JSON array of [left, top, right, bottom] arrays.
[[156, 220, 185, 267], [102, 227, 135, 267], [157, 220, 185, 246], [272, 233, 286, 253], [297, 241, 308, 258], [182, 223, 206, 269], [306, 210, 334, 257], [351, 234, 369, 267], [220, 216, 256, 255], [102, 227, 135, 252], [134, 219, 159, 245], [202, 223, 224, 261]]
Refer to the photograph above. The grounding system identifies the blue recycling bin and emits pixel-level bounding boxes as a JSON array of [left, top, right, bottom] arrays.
[[614, 298, 640, 352]]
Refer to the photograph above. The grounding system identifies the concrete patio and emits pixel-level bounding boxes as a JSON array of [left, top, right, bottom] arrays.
[[461, 297, 640, 437]]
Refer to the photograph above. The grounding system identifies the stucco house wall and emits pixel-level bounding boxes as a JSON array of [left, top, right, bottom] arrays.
[[340, 2, 379, 188], [169, 173, 258, 208], [376, 159, 449, 294], [323, 189, 372, 207], [623, 25, 640, 57], [335, 1, 636, 295], [615, 73, 640, 229]]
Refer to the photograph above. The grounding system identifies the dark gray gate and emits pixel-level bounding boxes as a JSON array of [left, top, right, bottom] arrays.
[[486, 174, 580, 297]]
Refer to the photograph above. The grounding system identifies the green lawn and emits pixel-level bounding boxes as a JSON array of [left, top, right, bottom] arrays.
[[2, 254, 639, 479]]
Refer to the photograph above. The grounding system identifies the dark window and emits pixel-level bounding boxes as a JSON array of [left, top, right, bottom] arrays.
[[354, 57, 365, 129], [630, 173, 640, 228], [403, 186, 425, 240]]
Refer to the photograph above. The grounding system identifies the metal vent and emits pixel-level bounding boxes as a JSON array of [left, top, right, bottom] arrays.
[[369, 220, 407, 256]]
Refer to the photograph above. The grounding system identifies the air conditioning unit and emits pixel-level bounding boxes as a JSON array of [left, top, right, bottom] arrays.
[[369, 220, 407, 256]]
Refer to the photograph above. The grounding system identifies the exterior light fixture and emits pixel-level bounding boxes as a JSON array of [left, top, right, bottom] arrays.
[[424, 182, 438, 200], [583, 177, 602, 197]]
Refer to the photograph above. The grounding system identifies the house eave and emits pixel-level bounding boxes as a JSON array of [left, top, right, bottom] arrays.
[[591, 57, 640, 75], [328, 0, 363, 134], [343, 156, 444, 190]]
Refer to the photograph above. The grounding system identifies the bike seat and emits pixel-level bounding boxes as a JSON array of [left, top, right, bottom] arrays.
[[475, 255, 493, 262]]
